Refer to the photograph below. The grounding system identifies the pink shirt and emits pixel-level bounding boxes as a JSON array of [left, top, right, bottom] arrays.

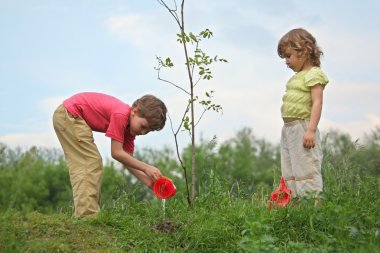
[[63, 92, 135, 154]]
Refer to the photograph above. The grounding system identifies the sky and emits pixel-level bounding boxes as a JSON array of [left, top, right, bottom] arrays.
[[1, 0, 380, 158]]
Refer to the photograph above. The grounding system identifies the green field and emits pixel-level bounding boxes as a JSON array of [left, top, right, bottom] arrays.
[[1, 128, 379, 252]]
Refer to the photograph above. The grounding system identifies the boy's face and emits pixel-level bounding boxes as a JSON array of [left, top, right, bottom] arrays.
[[129, 107, 151, 136]]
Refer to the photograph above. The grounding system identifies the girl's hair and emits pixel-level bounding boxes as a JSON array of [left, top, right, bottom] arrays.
[[277, 28, 323, 67], [132, 95, 167, 131]]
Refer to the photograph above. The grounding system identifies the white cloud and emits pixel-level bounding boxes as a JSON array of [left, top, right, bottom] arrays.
[[0, 132, 60, 149], [324, 80, 380, 116], [318, 29, 380, 69], [40, 96, 67, 114], [321, 114, 380, 142], [106, 14, 161, 47], [0, 129, 111, 159], [203, 87, 283, 144]]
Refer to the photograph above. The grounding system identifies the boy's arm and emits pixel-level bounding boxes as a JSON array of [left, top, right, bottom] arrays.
[[304, 84, 324, 149], [110, 139, 162, 188]]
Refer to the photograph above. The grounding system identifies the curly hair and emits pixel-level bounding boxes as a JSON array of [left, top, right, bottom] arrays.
[[132, 95, 167, 131], [277, 28, 324, 67]]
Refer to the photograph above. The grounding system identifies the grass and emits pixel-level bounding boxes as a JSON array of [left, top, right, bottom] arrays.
[[0, 197, 249, 252], [1, 175, 379, 253], [1, 155, 379, 253]]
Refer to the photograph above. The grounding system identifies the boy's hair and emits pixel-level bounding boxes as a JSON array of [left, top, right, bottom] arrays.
[[277, 28, 323, 67], [132, 95, 167, 131]]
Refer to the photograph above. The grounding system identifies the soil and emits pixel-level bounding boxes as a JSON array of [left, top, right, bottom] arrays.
[[152, 220, 177, 233]]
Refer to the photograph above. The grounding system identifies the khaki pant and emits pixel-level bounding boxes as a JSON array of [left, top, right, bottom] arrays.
[[53, 104, 103, 216], [280, 120, 323, 198]]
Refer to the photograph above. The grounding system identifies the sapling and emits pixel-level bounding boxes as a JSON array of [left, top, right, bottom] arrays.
[[156, 0, 227, 206]]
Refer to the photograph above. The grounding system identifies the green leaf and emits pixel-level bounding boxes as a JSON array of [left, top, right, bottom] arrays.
[[189, 32, 198, 42]]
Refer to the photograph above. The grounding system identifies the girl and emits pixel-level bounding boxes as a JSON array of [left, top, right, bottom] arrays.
[[277, 28, 329, 203]]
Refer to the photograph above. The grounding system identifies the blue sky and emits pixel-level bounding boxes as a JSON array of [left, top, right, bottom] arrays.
[[1, 0, 379, 157]]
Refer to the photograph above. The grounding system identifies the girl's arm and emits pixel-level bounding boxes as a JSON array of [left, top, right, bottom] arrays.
[[110, 139, 162, 188], [303, 84, 324, 148]]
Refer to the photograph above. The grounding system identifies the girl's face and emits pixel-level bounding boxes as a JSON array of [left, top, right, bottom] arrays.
[[129, 107, 151, 136], [282, 47, 310, 72]]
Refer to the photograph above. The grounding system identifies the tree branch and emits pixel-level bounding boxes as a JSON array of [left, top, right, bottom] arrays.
[[156, 68, 190, 95], [157, 0, 182, 28]]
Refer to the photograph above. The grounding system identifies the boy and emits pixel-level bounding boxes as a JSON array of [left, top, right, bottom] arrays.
[[53, 92, 167, 216]]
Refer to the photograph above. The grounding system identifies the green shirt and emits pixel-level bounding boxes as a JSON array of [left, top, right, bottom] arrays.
[[281, 67, 329, 119]]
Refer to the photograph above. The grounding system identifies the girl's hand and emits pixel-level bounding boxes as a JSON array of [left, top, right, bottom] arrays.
[[303, 130, 316, 149]]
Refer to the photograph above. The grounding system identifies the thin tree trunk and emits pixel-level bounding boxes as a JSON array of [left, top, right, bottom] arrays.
[[180, 0, 196, 205]]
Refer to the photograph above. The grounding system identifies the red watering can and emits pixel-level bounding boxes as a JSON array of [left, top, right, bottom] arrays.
[[154, 177, 177, 199], [268, 177, 292, 209]]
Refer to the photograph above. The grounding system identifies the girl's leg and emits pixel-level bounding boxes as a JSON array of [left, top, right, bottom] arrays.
[[289, 120, 323, 198], [281, 125, 297, 197]]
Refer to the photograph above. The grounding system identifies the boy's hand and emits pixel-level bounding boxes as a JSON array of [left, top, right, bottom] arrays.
[[111, 140, 164, 187], [144, 165, 163, 182], [303, 129, 316, 149]]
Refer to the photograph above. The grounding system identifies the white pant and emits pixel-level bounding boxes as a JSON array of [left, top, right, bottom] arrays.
[[280, 120, 323, 198]]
